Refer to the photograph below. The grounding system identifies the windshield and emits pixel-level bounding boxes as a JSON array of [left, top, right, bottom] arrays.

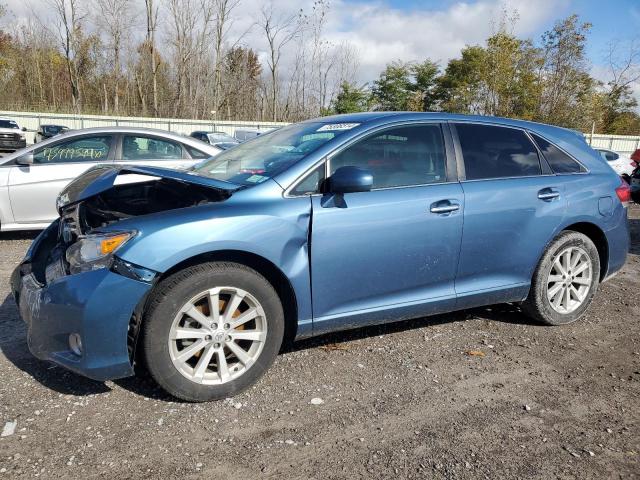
[[216, 142, 239, 150], [193, 122, 357, 186], [0, 120, 19, 129], [44, 125, 66, 134], [207, 132, 236, 143]]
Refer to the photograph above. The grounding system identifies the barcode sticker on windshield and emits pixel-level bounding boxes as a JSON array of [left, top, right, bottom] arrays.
[[317, 123, 360, 132]]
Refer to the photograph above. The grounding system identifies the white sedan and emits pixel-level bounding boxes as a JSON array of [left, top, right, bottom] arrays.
[[596, 148, 637, 178], [0, 127, 221, 231]]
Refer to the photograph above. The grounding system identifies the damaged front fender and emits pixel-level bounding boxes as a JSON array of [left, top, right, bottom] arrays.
[[109, 185, 314, 334]]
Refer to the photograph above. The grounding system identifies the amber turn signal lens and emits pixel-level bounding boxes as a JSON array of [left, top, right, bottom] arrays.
[[100, 233, 131, 255]]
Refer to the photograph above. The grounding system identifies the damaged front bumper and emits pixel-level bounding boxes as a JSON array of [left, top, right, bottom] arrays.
[[11, 223, 155, 381]]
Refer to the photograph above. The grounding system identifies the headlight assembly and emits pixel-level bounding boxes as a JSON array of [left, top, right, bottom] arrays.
[[66, 231, 135, 274]]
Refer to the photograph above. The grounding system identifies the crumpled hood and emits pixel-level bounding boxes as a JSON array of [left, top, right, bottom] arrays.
[[56, 164, 240, 212]]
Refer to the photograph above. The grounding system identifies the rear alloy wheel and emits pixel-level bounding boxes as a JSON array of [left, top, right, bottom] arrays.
[[142, 262, 284, 401], [523, 231, 600, 326], [545, 246, 593, 314]]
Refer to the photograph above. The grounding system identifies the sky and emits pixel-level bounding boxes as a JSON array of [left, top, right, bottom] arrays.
[[2, 0, 640, 88]]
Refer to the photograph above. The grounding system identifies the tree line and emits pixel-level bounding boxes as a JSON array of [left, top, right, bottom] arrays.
[[0, 1, 638, 134], [333, 15, 640, 135]]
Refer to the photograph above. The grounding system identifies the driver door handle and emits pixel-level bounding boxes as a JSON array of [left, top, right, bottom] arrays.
[[430, 200, 460, 214]]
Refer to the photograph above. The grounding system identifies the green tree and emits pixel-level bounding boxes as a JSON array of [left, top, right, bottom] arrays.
[[371, 61, 413, 110], [372, 59, 440, 111], [597, 84, 640, 134], [537, 15, 595, 129], [408, 60, 440, 111], [483, 33, 542, 119], [436, 34, 541, 118], [436, 46, 486, 113], [331, 81, 370, 114]]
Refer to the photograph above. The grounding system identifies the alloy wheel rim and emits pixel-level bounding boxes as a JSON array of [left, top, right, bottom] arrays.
[[546, 246, 592, 314], [168, 287, 267, 385]]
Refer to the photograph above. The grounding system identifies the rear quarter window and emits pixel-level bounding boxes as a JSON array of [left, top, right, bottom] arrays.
[[530, 133, 586, 174], [184, 144, 211, 160]]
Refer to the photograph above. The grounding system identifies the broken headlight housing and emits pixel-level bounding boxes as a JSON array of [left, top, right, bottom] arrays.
[[66, 231, 135, 274]]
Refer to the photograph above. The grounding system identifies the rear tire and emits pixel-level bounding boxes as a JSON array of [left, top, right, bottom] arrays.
[[523, 231, 600, 326], [142, 262, 284, 402]]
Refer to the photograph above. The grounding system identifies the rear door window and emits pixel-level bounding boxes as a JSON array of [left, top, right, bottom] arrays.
[[33, 136, 113, 164], [455, 123, 541, 180], [531, 133, 586, 174], [122, 136, 184, 160]]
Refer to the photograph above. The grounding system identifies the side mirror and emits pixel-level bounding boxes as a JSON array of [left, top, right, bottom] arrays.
[[21, 127, 27, 132], [15, 152, 34, 166], [329, 166, 373, 194]]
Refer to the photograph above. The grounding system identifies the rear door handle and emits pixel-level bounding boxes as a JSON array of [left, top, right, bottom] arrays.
[[538, 188, 560, 201], [430, 200, 460, 214]]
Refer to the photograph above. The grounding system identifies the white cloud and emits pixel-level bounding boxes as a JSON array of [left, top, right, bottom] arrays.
[[1, 0, 570, 82], [321, 0, 570, 80]]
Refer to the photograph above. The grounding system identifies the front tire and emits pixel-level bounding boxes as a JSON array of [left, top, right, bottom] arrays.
[[141, 262, 284, 402], [523, 231, 600, 326]]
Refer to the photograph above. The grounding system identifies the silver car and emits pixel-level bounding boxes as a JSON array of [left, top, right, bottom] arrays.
[[0, 127, 221, 231]]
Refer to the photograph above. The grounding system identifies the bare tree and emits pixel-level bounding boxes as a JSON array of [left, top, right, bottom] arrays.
[[606, 38, 640, 96], [167, 0, 198, 117], [259, 5, 300, 121], [94, 0, 132, 114], [212, 0, 240, 114], [145, 0, 159, 116], [49, 0, 85, 112]]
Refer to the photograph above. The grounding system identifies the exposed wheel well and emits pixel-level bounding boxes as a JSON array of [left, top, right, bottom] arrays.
[[562, 222, 609, 281], [165, 251, 298, 345], [130, 251, 299, 362]]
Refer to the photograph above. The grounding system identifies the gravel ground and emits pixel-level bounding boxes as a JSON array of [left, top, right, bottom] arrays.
[[0, 209, 639, 479]]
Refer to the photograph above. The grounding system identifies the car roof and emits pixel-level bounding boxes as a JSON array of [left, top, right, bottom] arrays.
[[53, 126, 188, 136], [0, 126, 221, 165], [307, 111, 584, 139], [40, 126, 220, 146]]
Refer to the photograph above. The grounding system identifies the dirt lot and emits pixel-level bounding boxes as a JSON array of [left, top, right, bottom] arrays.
[[1, 210, 639, 480]]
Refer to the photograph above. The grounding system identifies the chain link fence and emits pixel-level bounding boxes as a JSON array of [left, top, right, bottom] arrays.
[[3, 110, 640, 154], [0, 110, 287, 145]]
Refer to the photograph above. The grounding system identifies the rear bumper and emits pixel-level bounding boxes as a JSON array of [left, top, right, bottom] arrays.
[[602, 206, 630, 281], [12, 259, 152, 382]]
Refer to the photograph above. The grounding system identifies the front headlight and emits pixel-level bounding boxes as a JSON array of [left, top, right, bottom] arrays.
[[66, 231, 135, 274]]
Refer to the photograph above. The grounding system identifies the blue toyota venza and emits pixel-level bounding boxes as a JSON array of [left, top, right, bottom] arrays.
[[11, 113, 630, 401]]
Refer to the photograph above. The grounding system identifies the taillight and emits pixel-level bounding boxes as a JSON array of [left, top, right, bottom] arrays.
[[615, 179, 631, 206]]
